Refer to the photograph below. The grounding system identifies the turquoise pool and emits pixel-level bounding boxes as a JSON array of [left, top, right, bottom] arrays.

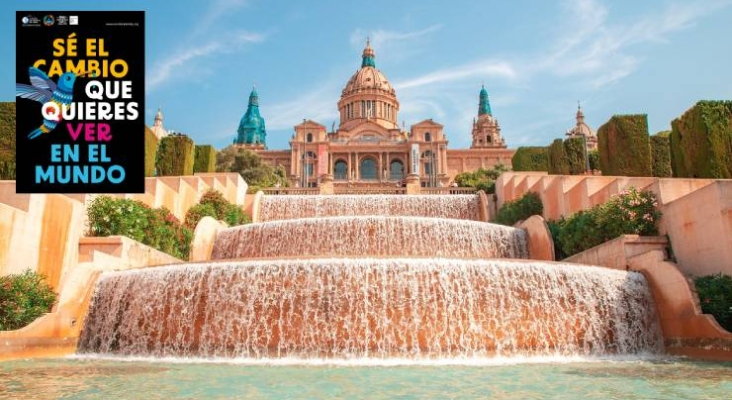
[[1, 357, 730, 399]]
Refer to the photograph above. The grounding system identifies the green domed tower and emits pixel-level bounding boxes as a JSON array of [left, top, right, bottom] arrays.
[[234, 87, 267, 148]]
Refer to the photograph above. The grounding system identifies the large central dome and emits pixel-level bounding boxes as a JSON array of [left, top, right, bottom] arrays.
[[338, 41, 400, 131]]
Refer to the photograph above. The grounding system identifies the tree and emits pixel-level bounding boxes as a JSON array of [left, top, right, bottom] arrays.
[[216, 146, 289, 192], [453, 164, 510, 194]]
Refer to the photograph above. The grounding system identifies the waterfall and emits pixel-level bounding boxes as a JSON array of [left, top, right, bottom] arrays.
[[258, 195, 481, 222], [77, 259, 662, 359], [211, 216, 527, 260]]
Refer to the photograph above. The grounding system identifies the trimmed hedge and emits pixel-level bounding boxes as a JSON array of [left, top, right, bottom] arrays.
[[0, 102, 16, 180], [156, 135, 195, 176], [564, 137, 587, 174], [548, 139, 569, 175], [597, 114, 652, 176], [694, 273, 732, 332], [0, 270, 57, 330], [670, 101, 732, 179], [650, 132, 672, 177], [144, 126, 159, 177], [493, 192, 543, 226], [194, 145, 217, 173], [512, 147, 549, 171], [588, 150, 600, 171]]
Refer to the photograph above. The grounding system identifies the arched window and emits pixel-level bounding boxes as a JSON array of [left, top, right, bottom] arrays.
[[334, 160, 348, 180], [425, 132, 432, 142], [360, 158, 377, 180], [306, 133, 313, 143], [390, 160, 404, 180], [486, 135, 492, 143]]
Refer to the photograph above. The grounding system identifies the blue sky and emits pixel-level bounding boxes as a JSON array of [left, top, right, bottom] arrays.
[[3, 0, 732, 150]]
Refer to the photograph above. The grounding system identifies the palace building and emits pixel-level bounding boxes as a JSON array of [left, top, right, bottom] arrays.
[[235, 41, 515, 187]]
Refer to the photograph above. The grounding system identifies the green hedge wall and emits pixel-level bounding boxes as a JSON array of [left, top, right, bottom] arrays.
[[0, 102, 16, 180], [588, 150, 600, 171], [155, 135, 195, 176], [650, 132, 672, 177], [564, 137, 587, 175], [512, 147, 549, 171], [597, 114, 652, 177], [144, 126, 159, 177], [194, 145, 217, 173], [548, 139, 569, 175], [670, 101, 732, 179]]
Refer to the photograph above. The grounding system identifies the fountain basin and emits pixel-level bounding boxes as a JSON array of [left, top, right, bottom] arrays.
[[211, 216, 528, 260], [78, 258, 662, 359]]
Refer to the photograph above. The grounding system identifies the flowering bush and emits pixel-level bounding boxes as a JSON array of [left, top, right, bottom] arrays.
[[553, 187, 662, 258], [694, 273, 732, 332], [0, 270, 57, 331], [87, 196, 192, 259], [183, 190, 250, 229]]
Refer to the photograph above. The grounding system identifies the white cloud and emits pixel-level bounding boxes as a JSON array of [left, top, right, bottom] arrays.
[[147, 32, 265, 91], [192, 0, 249, 37], [266, 86, 341, 131], [350, 24, 443, 49], [395, 61, 518, 90]]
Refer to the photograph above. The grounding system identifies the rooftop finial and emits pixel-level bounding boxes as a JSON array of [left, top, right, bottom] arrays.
[[362, 38, 376, 68]]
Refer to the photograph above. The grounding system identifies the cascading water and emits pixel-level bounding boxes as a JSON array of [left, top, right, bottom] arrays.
[[77, 259, 662, 358], [258, 195, 481, 222], [77, 194, 664, 361], [211, 216, 528, 260]]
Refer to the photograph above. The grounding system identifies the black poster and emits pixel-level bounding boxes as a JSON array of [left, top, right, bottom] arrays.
[[15, 11, 144, 193]]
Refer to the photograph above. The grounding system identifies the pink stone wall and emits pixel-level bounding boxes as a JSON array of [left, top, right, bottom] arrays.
[[496, 173, 731, 276]]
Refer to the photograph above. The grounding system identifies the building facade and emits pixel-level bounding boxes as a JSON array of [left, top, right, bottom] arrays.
[[236, 42, 515, 187], [565, 103, 597, 151]]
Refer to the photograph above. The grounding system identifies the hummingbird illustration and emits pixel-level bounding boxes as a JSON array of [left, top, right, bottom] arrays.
[[16, 67, 83, 139]]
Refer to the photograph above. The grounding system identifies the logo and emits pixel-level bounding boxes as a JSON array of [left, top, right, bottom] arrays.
[[42, 15, 54, 26], [21, 15, 40, 26], [57, 15, 69, 26], [69, 15, 78, 25]]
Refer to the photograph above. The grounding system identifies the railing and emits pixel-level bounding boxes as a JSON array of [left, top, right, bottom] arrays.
[[260, 188, 319, 195], [421, 187, 477, 195], [334, 187, 407, 195]]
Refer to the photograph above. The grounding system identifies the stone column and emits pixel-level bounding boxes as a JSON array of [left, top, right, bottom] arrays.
[[319, 174, 334, 195], [405, 173, 421, 195]]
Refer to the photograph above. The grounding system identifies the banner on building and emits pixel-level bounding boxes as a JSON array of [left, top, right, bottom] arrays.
[[411, 143, 420, 175], [317, 144, 328, 176]]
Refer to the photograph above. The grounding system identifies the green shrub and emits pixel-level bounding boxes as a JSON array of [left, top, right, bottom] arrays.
[[597, 114, 652, 176], [546, 219, 567, 260], [194, 145, 217, 173], [144, 126, 159, 177], [512, 147, 549, 172], [87, 196, 192, 259], [650, 132, 672, 177], [453, 164, 509, 194], [0, 270, 57, 331], [553, 187, 661, 257], [694, 273, 732, 332], [548, 139, 570, 175], [670, 101, 732, 179], [493, 192, 543, 226], [0, 102, 16, 180], [183, 189, 250, 229], [156, 135, 195, 176]]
